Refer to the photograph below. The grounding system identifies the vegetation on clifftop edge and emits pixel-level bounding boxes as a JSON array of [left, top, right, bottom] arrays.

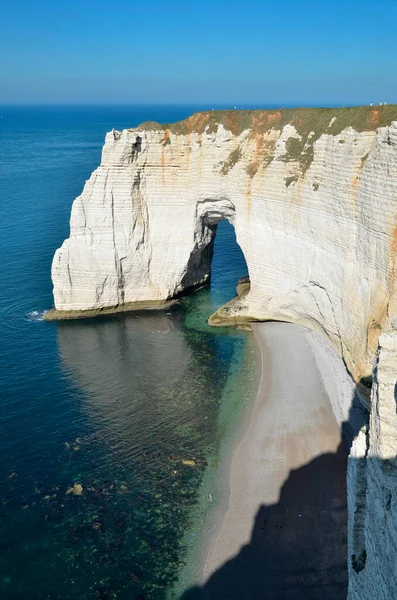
[[136, 105, 397, 138], [136, 105, 397, 175], [221, 147, 242, 174]]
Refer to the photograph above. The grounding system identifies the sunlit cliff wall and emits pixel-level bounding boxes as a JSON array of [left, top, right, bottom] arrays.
[[48, 106, 397, 599], [50, 107, 397, 387]]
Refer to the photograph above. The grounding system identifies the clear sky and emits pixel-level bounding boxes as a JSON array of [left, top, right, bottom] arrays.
[[1, 0, 396, 105]]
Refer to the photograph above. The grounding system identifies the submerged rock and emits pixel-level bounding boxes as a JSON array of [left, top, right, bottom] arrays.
[[66, 483, 83, 496], [181, 460, 197, 467]]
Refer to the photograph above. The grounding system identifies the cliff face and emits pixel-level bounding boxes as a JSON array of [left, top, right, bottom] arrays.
[[348, 328, 397, 599], [50, 106, 397, 387], [49, 106, 397, 598]]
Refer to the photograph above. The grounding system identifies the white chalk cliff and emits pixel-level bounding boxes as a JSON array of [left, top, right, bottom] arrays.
[[48, 107, 397, 598], [348, 327, 397, 599]]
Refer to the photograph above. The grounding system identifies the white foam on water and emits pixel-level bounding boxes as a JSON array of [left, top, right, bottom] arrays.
[[26, 310, 46, 322]]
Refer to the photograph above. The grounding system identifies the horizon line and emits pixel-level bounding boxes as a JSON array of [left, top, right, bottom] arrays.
[[0, 102, 391, 109]]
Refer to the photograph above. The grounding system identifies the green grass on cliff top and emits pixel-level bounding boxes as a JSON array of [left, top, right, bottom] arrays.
[[136, 105, 397, 175], [137, 104, 397, 138]]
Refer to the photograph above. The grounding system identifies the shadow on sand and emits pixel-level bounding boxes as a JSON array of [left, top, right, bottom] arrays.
[[180, 395, 368, 600]]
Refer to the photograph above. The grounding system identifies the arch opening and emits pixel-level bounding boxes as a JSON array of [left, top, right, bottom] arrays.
[[179, 198, 249, 310], [177, 198, 251, 329], [210, 219, 249, 307], [186, 198, 249, 316]]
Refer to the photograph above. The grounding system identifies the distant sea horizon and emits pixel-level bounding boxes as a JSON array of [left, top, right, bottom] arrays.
[[0, 102, 368, 111]]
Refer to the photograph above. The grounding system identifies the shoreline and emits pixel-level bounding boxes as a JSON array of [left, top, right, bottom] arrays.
[[169, 326, 260, 600], [186, 322, 352, 598]]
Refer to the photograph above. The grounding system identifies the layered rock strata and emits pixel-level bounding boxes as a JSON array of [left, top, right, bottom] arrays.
[[47, 106, 397, 388], [48, 107, 397, 598]]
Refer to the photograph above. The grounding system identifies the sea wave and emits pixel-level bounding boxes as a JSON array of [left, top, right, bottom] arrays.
[[26, 310, 47, 322]]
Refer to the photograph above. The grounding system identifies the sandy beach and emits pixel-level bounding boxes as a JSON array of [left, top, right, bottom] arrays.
[[182, 321, 350, 599]]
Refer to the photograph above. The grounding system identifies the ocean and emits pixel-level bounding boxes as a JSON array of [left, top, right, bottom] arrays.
[[0, 106, 254, 599]]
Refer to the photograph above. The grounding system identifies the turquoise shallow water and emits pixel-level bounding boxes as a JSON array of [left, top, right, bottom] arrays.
[[0, 106, 253, 599]]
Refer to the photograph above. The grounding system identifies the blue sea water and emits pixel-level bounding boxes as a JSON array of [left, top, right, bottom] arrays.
[[0, 106, 252, 599]]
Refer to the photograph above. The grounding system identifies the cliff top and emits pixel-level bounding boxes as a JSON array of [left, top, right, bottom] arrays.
[[132, 104, 397, 175], [135, 104, 397, 138]]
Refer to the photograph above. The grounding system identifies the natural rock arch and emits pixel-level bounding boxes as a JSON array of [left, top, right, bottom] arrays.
[[179, 197, 240, 293], [46, 107, 397, 600], [47, 109, 397, 392]]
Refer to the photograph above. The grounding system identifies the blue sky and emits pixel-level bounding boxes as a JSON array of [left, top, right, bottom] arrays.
[[1, 0, 396, 105]]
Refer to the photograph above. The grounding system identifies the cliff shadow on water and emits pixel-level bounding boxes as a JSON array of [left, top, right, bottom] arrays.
[[180, 388, 371, 600]]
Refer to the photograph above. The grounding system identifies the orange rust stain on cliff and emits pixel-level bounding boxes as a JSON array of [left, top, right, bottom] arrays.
[[253, 114, 266, 129], [219, 110, 279, 137], [196, 113, 210, 132], [163, 129, 171, 144], [161, 146, 165, 186], [186, 133, 192, 172], [348, 153, 368, 216], [246, 176, 252, 213], [253, 133, 262, 155], [246, 133, 262, 178], [183, 113, 210, 134], [246, 132, 276, 179], [161, 129, 171, 186], [352, 154, 367, 187], [265, 111, 282, 126], [222, 113, 240, 134], [387, 218, 397, 320], [388, 219, 397, 290], [369, 109, 380, 125], [198, 132, 203, 170], [244, 111, 281, 138]]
